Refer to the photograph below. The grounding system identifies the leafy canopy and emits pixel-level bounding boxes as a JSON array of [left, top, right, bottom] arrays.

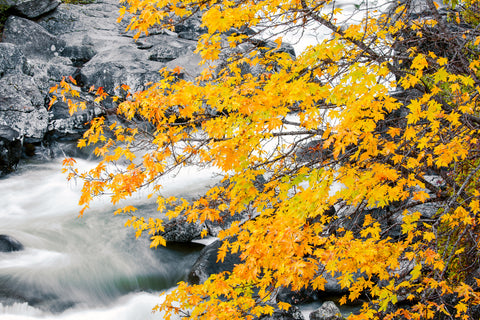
[[57, 0, 480, 318]]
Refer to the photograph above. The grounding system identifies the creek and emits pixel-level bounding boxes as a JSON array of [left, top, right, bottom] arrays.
[[0, 158, 219, 320]]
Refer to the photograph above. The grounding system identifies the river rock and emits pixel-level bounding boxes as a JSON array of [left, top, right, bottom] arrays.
[[309, 301, 343, 320], [61, 45, 97, 67], [9, 0, 60, 18], [174, 11, 207, 40], [159, 216, 204, 243], [2, 16, 66, 60], [0, 43, 31, 77], [296, 140, 333, 164], [277, 286, 320, 305], [79, 45, 165, 95], [148, 41, 196, 62], [0, 126, 22, 175], [259, 306, 305, 320], [47, 98, 103, 141], [0, 74, 48, 143], [0, 234, 24, 252], [277, 269, 349, 306], [28, 56, 76, 95], [187, 239, 242, 285], [38, 0, 124, 38]]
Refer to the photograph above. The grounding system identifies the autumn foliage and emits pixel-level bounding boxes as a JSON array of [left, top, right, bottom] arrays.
[[56, 0, 480, 318]]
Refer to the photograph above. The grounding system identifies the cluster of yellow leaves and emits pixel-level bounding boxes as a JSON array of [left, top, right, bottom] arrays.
[[53, 0, 480, 319]]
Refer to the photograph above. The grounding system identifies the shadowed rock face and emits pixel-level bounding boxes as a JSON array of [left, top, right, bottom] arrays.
[[0, 126, 22, 175], [187, 240, 242, 285], [0, 234, 24, 252]]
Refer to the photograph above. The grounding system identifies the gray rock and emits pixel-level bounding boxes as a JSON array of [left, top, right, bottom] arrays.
[[174, 12, 207, 40], [296, 140, 332, 164], [38, 0, 210, 87], [47, 99, 103, 141], [0, 234, 24, 252], [61, 45, 96, 66], [322, 271, 350, 295], [37, 4, 86, 36], [38, 1, 122, 37], [165, 51, 207, 81], [0, 74, 48, 142], [2, 16, 66, 60], [155, 216, 204, 243], [9, 0, 60, 18], [37, 0, 132, 56], [340, 206, 403, 241], [149, 42, 195, 62], [309, 301, 343, 320], [28, 56, 76, 95], [79, 47, 165, 95], [0, 126, 22, 175], [79, 60, 148, 95], [188, 239, 242, 285], [0, 43, 31, 77], [277, 286, 320, 305], [260, 306, 305, 320]]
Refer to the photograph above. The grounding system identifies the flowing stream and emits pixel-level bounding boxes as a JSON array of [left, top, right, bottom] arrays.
[[0, 158, 219, 320]]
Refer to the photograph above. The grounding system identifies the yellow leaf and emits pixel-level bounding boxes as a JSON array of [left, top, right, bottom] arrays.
[[423, 232, 435, 242]]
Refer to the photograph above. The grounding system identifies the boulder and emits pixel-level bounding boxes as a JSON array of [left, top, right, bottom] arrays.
[[339, 205, 403, 241], [174, 12, 207, 40], [320, 271, 353, 296], [158, 216, 204, 243], [46, 99, 103, 141], [9, 0, 60, 19], [187, 239, 242, 285], [61, 45, 97, 67], [2, 16, 66, 60], [259, 306, 305, 320], [37, 0, 134, 59], [0, 234, 24, 252], [38, 0, 123, 38], [277, 269, 349, 306], [79, 47, 164, 95], [0, 74, 48, 142], [0, 126, 22, 175], [37, 3, 91, 36], [28, 56, 76, 95], [296, 140, 333, 164], [277, 286, 320, 305], [165, 51, 209, 81], [148, 42, 196, 62], [0, 43, 31, 77], [309, 301, 343, 320]]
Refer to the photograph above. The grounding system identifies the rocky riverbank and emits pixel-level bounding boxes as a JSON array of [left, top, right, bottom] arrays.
[[0, 0, 209, 175]]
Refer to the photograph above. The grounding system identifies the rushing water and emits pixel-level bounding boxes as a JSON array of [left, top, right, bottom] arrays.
[[0, 159, 219, 320]]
